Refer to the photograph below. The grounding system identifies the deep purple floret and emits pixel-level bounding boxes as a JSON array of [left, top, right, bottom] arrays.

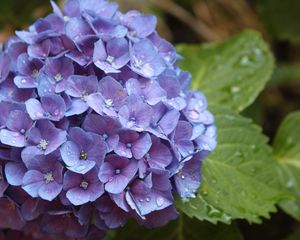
[[63, 167, 104, 206], [87, 76, 127, 117], [65, 75, 98, 116], [26, 94, 66, 121], [0, 110, 33, 147], [113, 129, 152, 159], [60, 127, 107, 174], [21, 152, 63, 201], [82, 113, 121, 152], [99, 154, 137, 194], [93, 38, 130, 73], [24, 119, 67, 155]]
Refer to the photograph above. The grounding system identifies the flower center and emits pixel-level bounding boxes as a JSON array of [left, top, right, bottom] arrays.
[[32, 69, 40, 78], [126, 143, 132, 148], [115, 169, 121, 175], [81, 90, 89, 101], [128, 117, 136, 127], [80, 151, 88, 160], [106, 55, 115, 64], [133, 59, 143, 68], [44, 172, 54, 183], [129, 31, 137, 38], [39, 139, 49, 150], [20, 128, 26, 135], [80, 180, 89, 190], [43, 112, 51, 117], [102, 133, 108, 140], [105, 99, 113, 108], [54, 73, 63, 82]]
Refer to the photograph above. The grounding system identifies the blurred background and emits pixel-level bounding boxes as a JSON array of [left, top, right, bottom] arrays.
[[0, 0, 299, 239]]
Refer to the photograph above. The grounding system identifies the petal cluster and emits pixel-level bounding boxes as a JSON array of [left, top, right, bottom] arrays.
[[0, 0, 216, 239]]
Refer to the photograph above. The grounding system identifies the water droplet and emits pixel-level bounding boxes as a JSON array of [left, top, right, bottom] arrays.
[[76, 165, 87, 172], [240, 56, 250, 66], [254, 48, 262, 56], [106, 55, 115, 64], [21, 79, 27, 83], [222, 213, 232, 223], [145, 196, 151, 202], [126, 143, 132, 148], [201, 190, 208, 196], [181, 175, 185, 180], [102, 133, 108, 140], [139, 199, 144, 203], [286, 180, 294, 188], [231, 86, 240, 94], [287, 137, 293, 145], [156, 197, 164, 207], [53, 110, 59, 116], [64, 16, 70, 22], [207, 205, 223, 218]]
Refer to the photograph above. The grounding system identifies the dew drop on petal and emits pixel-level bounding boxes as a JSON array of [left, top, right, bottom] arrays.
[[156, 196, 164, 207]]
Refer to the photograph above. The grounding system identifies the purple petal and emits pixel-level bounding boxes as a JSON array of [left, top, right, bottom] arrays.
[[38, 181, 63, 201], [5, 162, 26, 186], [79, 0, 118, 18], [0, 129, 26, 147], [123, 10, 157, 38], [66, 187, 90, 206], [173, 153, 203, 198], [25, 99, 46, 120], [132, 133, 152, 159], [41, 94, 66, 121], [14, 76, 37, 88], [66, 75, 98, 98], [65, 99, 89, 116], [158, 109, 180, 136], [65, 17, 93, 43], [86, 93, 106, 116], [98, 76, 127, 109], [6, 110, 33, 132], [138, 205, 179, 228], [60, 141, 80, 166], [22, 170, 44, 197]]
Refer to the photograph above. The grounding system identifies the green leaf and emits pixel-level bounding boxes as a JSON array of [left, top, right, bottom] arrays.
[[256, 0, 300, 43], [273, 111, 300, 220], [112, 215, 243, 240], [176, 106, 285, 223], [177, 30, 274, 112]]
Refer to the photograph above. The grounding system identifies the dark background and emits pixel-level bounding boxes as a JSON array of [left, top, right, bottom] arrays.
[[0, 0, 300, 239]]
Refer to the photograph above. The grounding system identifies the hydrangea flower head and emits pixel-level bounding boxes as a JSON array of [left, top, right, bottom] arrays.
[[0, 0, 217, 238]]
